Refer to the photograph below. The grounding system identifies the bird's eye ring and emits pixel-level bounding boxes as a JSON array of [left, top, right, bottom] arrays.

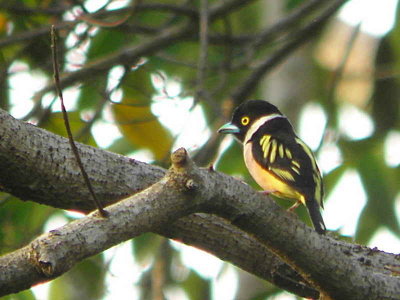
[[241, 116, 250, 126]]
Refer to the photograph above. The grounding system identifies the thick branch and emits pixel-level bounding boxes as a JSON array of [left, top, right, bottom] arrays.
[[159, 214, 319, 298], [1, 143, 399, 299], [0, 108, 316, 297], [0, 161, 199, 295], [0, 108, 165, 210]]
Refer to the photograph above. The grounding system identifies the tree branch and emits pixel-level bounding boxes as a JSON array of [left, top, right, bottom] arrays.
[[0, 107, 316, 297], [1, 111, 400, 298], [28, 0, 257, 103], [159, 214, 319, 298], [232, 0, 347, 104], [0, 158, 198, 295]]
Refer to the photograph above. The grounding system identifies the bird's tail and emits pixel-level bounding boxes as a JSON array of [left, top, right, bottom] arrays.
[[305, 198, 326, 234]]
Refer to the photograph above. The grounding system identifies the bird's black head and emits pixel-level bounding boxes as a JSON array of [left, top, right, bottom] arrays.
[[218, 100, 283, 142]]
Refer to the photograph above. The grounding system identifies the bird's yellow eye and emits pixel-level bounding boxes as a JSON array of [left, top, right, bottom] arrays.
[[241, 116, 250, 126]]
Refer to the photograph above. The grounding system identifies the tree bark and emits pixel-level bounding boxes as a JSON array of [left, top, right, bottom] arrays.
[[1, 109, 399, 299]]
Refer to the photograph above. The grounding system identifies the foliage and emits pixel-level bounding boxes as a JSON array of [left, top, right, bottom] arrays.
[[0, 0, 399, 299]]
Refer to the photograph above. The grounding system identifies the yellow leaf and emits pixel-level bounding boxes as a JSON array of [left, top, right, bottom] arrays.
[[0, 13, 7, 34], [112, 67, 172, 161]]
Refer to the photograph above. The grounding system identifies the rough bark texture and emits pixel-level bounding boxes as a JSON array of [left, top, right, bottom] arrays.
[[0, 107, 165, 210], [1, 109, 400, 299], [0, 108, 318, 297]]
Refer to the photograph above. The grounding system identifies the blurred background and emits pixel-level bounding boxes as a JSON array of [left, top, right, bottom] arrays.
[[0, 0, 399, 299]]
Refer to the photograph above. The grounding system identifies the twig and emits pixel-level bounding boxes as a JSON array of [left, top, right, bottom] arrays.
[[317, 23, 361, 151], [151, 238, 169, 300], [326, 23, 361, 105], [25, 0, 257, 107], [50, 25, 107, 217], [193, 0, 347, 165], [210, 17, 234, 97], [252, 0, 329, 49], [77, 0, 141, 28], [232, 0, 347, 105], [0, 3, 70, 15], [0, 21, 75, 49], [194, 0, 210, 105], [0, 3, 194, 50]]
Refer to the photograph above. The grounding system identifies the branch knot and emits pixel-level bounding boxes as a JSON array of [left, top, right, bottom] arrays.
[[168, 148, 203, 197], [171, 147, 190, 170]]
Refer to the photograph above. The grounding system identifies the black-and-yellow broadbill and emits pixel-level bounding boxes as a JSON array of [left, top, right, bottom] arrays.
[[218, 100, 326, 234]]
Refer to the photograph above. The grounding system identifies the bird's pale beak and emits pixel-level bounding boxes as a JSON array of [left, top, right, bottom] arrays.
[[218, 122, 240, 134]]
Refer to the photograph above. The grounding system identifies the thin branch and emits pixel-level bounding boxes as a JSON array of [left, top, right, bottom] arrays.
[[51, 26, 107, 217], [317, 23, 361, 151], [251, 0, 330, 49], [232, 0, 347, 105], [0, 21, 76, 49], [128, 2, 198, 18], [190, 0, 348, 165], [0, 3, 70, 15], [211, 0, 257, 20], [326, 24, 361, 104], [194, 0, 210, 105], [27, 0, 256, 102], [0, 3, 194, 50], [77, 0, 142, 28], [34, 23, 192, 102]]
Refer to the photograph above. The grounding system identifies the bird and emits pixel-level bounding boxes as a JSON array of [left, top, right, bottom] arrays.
[[218, 100, 326, 234]]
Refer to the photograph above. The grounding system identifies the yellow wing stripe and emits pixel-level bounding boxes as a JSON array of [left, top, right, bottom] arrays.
[[271, 167, 295, 181], [291, 166, 301, 175], [260, 135, 271, 158], [257, 136, 323, 207], [270, 140, 277, 163], [295, 138, 317, 170], [285, 148, 292, 159], [278, 144, 284, 158], [259, 135, 302, 172], [292, 160, 300, 168], [295, 137, 323, 206]]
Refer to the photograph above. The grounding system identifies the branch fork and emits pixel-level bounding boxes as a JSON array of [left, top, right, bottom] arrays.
[[1, 143, 400, 299]]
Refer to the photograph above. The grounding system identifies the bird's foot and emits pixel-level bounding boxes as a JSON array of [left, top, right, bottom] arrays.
[[287, 201, 301, 212], [259, 190, 275, 195]]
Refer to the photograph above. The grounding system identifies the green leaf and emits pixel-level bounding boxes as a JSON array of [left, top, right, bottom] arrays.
[[2, 289, 36, 300], [181, 270, 211, 300], [0, 197, 56, 254], [285, 0, 306, 10], [76, 79, 107, 111], [77, 28, 127, 110], [371, 36, 400, 134], [106, 136, 136, 155], [86, 29, 127, 61], [48, 255, 105, 300], [112, 66, 173, 161], [133, 233, 162, 263], [323, 164, 348, 197], [216, 1, 263, 34], [40, 111, 97, 146], [216, 141, 245, 174], [340, 138, 400, 242]]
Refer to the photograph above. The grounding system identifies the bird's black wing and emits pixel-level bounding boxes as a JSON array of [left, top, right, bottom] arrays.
[[250, 129, 323, 207]]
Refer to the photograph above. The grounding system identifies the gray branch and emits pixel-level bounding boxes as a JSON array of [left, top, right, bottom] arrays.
[[0, 108, 316, 297], [1, 109, 400, 299]]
